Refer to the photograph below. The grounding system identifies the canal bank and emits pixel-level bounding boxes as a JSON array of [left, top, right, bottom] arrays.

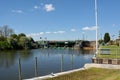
[[24, 63, 120, 80]]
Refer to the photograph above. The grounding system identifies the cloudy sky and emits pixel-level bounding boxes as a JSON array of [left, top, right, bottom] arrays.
[[0, 0, 120, 41]]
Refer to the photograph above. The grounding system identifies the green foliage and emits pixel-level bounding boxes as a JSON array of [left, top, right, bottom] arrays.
[[18, 33, 26, 37], [10, 34, 18, 38], [18, 36, 29, 49], [98, 39, 104, 44], [0, 25, 38, 50], [104, 33, 110, 43], [0, 36, 6, 41], [0, 33, 37, 50], [0, 41, 12, 50]]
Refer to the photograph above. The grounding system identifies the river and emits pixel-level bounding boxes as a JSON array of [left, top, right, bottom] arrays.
[[0, 49, 94, 80]]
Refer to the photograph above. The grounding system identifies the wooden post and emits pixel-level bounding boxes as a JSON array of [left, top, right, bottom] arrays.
[[18, 57, 22, 80], [61, 54, 64, 72], [71, 54, 73, 69], [35, 57, 38, 77]]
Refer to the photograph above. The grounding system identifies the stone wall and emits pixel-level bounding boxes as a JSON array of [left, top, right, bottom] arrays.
[[92, 58, 120, 65]]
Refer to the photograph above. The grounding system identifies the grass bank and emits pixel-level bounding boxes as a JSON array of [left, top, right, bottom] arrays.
[[44, 68, 120, 80], [98, 45, 120, 58]]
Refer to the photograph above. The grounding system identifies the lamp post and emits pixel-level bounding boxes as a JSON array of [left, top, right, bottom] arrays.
[[95, 0, 98, 56]]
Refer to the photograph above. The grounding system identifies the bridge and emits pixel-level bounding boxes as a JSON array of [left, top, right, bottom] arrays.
[[39, 40, 96, 49]]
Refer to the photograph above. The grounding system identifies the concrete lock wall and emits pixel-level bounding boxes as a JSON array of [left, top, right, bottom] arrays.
[[92, 58, 120, 65]]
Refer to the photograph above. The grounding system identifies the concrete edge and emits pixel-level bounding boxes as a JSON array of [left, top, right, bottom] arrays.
[[24, 63, 120, 80], [23, 68, 85, 80]]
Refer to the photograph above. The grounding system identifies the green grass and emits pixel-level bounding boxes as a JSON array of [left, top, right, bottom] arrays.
[[44, 68, 120, 80], [100, 45, 120, 48], [98, 45, 120, 59]]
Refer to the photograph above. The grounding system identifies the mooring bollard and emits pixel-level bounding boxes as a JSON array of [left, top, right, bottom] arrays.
[[35, 57, 38, 77], [18, 57, 22, 80]]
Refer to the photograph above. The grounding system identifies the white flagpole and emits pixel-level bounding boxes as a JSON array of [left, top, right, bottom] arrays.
[[95, 0, 98, 55]]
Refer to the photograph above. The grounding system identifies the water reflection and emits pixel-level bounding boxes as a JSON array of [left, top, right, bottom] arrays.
[[0, 50, 33, 68], [0, 49, 94, 80], [17, 50, 33, 59], [0, 50, 16, 68]]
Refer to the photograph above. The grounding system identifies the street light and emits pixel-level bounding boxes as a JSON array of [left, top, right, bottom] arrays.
[[95, 0, 98, 56]]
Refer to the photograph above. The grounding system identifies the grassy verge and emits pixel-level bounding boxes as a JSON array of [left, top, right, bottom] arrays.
[[44, 68, 120, 80], [98, 45, 120, 58]]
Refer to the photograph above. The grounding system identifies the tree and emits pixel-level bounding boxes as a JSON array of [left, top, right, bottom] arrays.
[[0, 25, 14, 37], [18, 36, 30, 49], [10, 34, 18, 39], [7, 34, 18, 49], [0, 36, 6, 41], [98, 39, 104, 44], [18, 33, 26, 37], [18, 33, 26, 40], [104, 33, 110, 43]]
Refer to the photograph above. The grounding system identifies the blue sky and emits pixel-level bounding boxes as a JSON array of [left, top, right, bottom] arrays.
[[0, 0, 120, 41]]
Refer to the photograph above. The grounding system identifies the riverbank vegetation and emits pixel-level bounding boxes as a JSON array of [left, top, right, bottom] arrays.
[[0, 25, 76, 50], [0, 25, 38, 50], [44, 68, 120, 80]]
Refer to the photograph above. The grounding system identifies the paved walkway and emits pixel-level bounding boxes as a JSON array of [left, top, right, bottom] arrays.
[[84, 63, 120, 69], [24, 63, 120, 80]]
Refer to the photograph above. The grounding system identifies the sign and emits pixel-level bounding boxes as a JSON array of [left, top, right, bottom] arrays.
[[100, 49, 110, 55]]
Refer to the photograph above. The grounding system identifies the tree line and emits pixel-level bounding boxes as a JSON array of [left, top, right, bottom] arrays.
[[0, 25, 38, 50]]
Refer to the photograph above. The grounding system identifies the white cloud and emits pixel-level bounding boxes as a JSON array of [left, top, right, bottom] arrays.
[[53, 31, 65, 34], [82, 26, 97, 31], [12, 10, 24, 14], [53, 32, 57, 34], [27, 32, 44, 37], [44, 4, 55, 12], [45, 32, 51, 34], [27, 30, 65, 37], [58, 31, 65, 34], [39, 32, 44, 35], [34, 5, 40, 10], [71, 29, 76, 32]]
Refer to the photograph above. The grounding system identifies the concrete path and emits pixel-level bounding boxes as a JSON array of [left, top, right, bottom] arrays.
[[84, 63, 120, 69], [24, 63, 120, 80]]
